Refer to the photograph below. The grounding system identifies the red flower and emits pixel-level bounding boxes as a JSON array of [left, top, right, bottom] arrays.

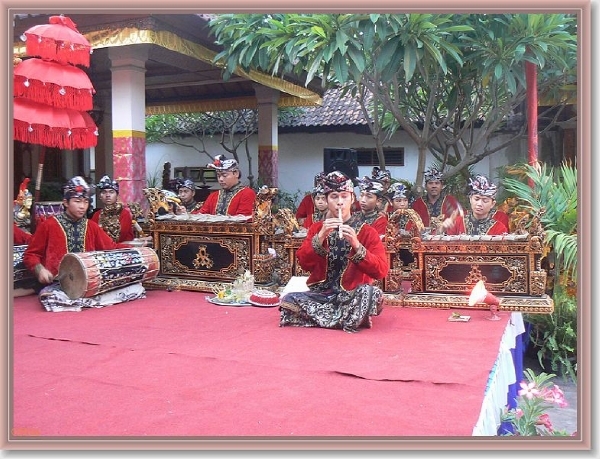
[[535, 413, 554, 432]]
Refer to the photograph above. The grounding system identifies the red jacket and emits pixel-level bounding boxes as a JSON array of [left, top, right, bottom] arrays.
[[296, 220, 389, 291], [492, 210, 510, 230], [450, 214, 509, 235], [295, 194, 314, 220], [13, 223, 32, 245], [368, 213, 388, 237], [199, 186, 256, 216], [23, 216, 126, 278], [411, 194, 462, 228]]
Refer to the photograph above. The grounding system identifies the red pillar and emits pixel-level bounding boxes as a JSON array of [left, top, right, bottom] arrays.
[[526, 61, 538, 166], [108, 47, 148, 210]]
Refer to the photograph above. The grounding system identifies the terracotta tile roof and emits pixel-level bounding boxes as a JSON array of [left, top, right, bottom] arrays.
[[280, 88, 369, 128]]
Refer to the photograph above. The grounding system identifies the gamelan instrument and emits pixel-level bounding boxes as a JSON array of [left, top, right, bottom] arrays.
[[58, 247, 160, 299]]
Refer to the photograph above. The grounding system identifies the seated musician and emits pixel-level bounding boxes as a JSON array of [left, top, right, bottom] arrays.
[[450, 174, 509, 235], [296, 172, 324, 227], [303, 176, 329, 229], [22, 176, 146, 311], [387, 182, 418, 270], [279, 171, 389, 333], [387, 182, 420, 233], [198, 154, 256, 216], [174, 177, 202, 215], [371, 166, 392, 213], [412, 166, 463, 235], [354, 175, 388, 238], [90, 175, 135, 243]]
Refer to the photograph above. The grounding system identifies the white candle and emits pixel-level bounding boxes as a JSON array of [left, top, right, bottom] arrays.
[[338, 207, 343, 239]]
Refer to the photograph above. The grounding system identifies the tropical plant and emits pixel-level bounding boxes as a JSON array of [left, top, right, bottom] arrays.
[[209, 13, 577, 186], [501, 368, 573, 436], [502, 161, 577, 283], [525, 284, 577, 381], [33, 182, 63, 202], [502, 161, 577, 380]]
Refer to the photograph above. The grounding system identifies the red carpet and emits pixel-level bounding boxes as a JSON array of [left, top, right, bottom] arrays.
[[11, 290, 510, 437]]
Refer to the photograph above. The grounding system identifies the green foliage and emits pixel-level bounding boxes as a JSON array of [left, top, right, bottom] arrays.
[[524, 285, 577, 382], [209, 13, 577, 186], [275, 189, 303, 213], [145, 113, 205, 143], [502, 161, 578, 380], [146, 111, 257, 143], [502, 161, 578, 281], [146, 170, 162, 188]]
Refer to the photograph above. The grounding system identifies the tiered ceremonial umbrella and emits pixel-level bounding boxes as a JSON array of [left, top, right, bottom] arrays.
[[13, 98, 97, 149], [13, 14, 97, 203], [14, 57, 95, 110], [19, 15, 92, 66]]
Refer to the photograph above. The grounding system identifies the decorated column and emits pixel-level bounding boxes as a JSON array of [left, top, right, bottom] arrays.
[[108, 46, 148, 208], [254, 84, 279, 187], [525, 60, 538, 166]]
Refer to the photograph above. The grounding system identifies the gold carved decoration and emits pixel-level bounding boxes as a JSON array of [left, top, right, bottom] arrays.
[[385, 208, 424, 252], [422, 254, 526, 294], [253, 186, 278, 235], [160, 233, 251, 281], [273, 208, 301, 236], [192, 245, 214, 269], [383, 292, 554, 314], [464, 265, 486, 285]]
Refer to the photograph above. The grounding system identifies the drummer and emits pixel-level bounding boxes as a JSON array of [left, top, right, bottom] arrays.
[[22, 176, 147, 311], [196, 154, 256, 216], [90, 175, 135, 242]]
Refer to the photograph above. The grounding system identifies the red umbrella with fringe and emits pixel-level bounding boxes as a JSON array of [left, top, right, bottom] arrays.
[[13, 14, 96, 206], [14, 58, 95, 111], [14, 98, 98, 150], [19, 15, 92, 67]]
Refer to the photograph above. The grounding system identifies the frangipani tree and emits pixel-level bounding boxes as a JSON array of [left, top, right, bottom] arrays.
[[210, 13, 577, 187]]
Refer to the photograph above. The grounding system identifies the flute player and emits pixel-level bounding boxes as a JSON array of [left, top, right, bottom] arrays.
[[279, 171, 389, 333]]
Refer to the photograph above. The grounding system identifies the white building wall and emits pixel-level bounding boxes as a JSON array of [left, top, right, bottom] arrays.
[[145, 129, 515, 202]]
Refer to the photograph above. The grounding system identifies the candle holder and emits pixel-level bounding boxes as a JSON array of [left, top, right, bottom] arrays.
[[468, 280, 501, 320]]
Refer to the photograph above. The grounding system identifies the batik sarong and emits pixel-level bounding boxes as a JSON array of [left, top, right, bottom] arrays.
[[38, 282, 146, 312], [280, 284, 384, 333]]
